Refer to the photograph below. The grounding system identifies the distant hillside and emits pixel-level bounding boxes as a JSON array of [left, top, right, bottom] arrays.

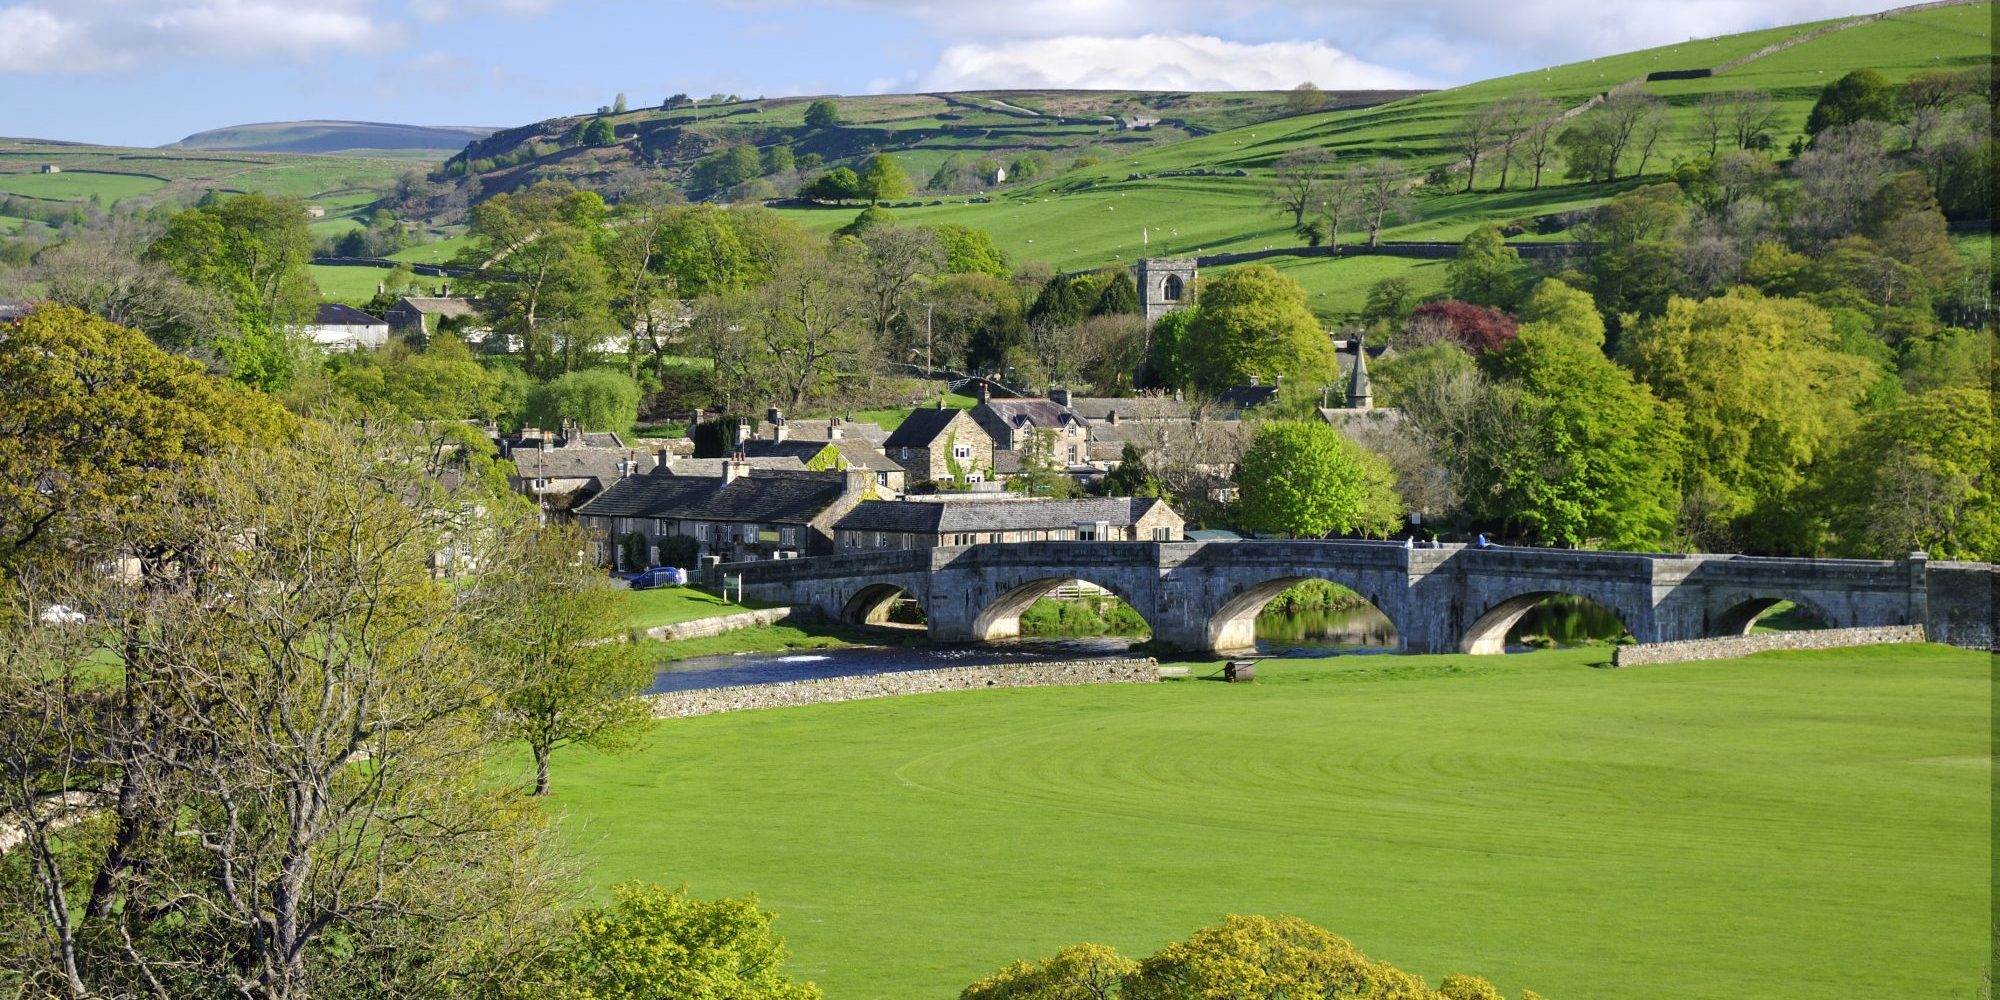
[[167, 120, 496, 158], [435, 89, 1425, 202]]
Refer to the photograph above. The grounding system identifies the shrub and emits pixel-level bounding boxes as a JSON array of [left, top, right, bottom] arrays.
[[619, 532, 649, 571]]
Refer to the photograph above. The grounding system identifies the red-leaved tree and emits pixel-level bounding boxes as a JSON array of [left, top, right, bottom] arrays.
[[1408, 300, 1518, 354]]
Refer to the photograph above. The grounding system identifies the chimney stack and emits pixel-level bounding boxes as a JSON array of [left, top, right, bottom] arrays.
[[1108, 410, 1121, 426], [723, 449, 749, 484], [735, 417, 752, 447], [655, 448, 670, 472], [828, 416, 844, 441], [767, 405, 786, 442], [1048, 387, 1071, 407], [978, 381, 990, 402]]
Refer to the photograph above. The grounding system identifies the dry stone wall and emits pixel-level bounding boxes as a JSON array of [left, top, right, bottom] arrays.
[[648, 657, 1158, 717], [1612, 626, 1928, 666], [644, 607, 793, 641]]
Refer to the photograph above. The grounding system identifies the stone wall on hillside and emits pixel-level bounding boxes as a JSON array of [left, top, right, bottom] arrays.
[[644, 607, 793, 641], [1612, 625, 1928, 667], [648, 657, 1159, 717]]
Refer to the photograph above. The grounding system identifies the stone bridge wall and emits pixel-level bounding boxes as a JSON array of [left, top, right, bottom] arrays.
[[722, 541, 1983, 657]]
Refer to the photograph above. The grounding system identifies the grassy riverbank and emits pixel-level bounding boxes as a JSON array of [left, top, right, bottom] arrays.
[[538, 643, 1989, 999]]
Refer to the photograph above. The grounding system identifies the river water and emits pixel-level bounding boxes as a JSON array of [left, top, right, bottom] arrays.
[[650, 597, 1630, 693]]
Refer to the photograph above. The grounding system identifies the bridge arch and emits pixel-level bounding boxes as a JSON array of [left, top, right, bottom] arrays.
[[1459, 590, 1637, 655], [839, 581, 928, 628], [1708, 595, 1836, 637], [1206, 575, 1404, 653], [970, 575, 1153, 642]]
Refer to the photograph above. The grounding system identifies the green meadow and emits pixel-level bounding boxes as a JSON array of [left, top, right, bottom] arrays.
[[539, 643, 1989, 1000], [0, 170, 167, 205]]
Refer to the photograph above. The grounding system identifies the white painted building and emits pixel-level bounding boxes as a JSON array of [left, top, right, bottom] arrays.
[[298, 302, 389, 351]]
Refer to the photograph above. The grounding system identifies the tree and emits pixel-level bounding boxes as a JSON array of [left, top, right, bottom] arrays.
[[860, 154, 911, 204], [1483, 325, 1680, 547], [836, 205, 898, 238], [1236, 421, 1402, 538], [1619, 289, 1876, 551], [1127, 915, 1434, 1000], [147, 192, 319, 388], [1008, 428, 1085, 498], [1515, 116, 1563, 190], [761, 143, 796, 175], [1407, 300, 1518, 354], [1693, 92, 1732, 159], [1183, 265, 1339, 389], [1444, 223, 1522, 308], [1286, 81, 1325, 114], [1352, 159, 1414, 248], [962, 943, 1137, 1000], [583, 117, 617, 146], [1806, 68, 1896, 137], [456, 181, 612, 377], [804, 99, 840, 127], [757, 237, 869, 407], [0, 421, 567, 1000], [852, 223, 941, 348], [1790, 122, 1892, 246], [1630, 99, 1674, 176], [524, 369, 643, 435], [333, 334, 506, 422], [29, 221, 230, 351], [1818, 387, 1996, 561], [1514, 277, 1604, 346], [1492, 90, 1554, 191], [612, 91, 628, 113], [512, 882, 821, 1000], [1449, 102, 1504, 192], [802, 167, 864, 203], [474, 521, 651, 795], [1268, 146, 1333, 231], [931, 222, 1011, 278], [1361, 275, 1417, 329], [0, 306, 289, 583]]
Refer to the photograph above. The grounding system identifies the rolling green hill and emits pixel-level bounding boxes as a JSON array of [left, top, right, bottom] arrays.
[[166, 120, 495, 157]]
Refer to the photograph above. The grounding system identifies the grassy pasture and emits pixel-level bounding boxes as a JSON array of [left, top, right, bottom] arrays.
[[540, 643, 1989, 1000], [0, 170, 167, 205], [308, 264, 391, 303]]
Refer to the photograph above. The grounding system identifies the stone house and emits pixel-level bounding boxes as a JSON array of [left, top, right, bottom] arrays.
[[882, 405, 995, 486], [735, 407, 907, 492], [970, 393, 1091, 469], [832, 496, 1183, 551], [296, 302, 389, 351], [385, 295, 482, 339], [573, 460, 874, 565]]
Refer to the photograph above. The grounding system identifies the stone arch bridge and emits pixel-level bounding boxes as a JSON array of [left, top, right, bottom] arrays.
[[719, 541, 1994, 655]]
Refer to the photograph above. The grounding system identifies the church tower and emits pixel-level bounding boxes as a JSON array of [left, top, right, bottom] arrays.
[[1135, 258, 1197, 325]]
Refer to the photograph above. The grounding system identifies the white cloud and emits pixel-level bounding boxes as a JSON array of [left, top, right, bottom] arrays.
[[0, 0, 395, 73], [919, 34, 1434, 92], [408, 0, 558, 22]]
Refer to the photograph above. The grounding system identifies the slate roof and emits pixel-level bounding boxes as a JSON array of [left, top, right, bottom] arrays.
[[788, 419, 889, 446], [397, 296, 479, 317], [510, 447, 632, 484], [977, 398, 1086, 430], [660, 456, 808, 477], [576, 470, 852, 524], [831, 440, 902, 472], [834, 497, 1171, 534], [883, 406, 967, 448], [312, 302, 385, 327], [739, 439, 835, 463], [1217, 384, 1280, 409]]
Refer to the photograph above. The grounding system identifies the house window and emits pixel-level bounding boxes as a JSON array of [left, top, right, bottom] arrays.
[[531, 478, 548, 490], [876, 532, 889, 547], [899, 446, 911, 459], [877, 471, 890, 486], [781, 527, 796, 546], [1076, 525, 1098, 541], [986, 532, 1001, 544], [952, 444, 972, 460], [1067, 445, 1078, 463], [1153, 527, 1172, 541]]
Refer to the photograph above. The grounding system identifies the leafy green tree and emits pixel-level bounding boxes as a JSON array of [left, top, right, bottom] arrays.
[[1360, 276, 1417, 329], [1102, 443, 1164, 498], [474, 521, 652, 795], [860, 154, 911, 204], [1484, 325, 1681, 548], [1514, 278, 1604, 346], [1125, 915, 1433, 1000], [761, 143, 796, 175], [0, 306, 290, 583], [583, 118, 616, 146], [1619, 289, 1876, 551], [1806, 69, 1896, 136], [961, 943, 1137, 1000], [802, 167, 863, 203], [456, 181, 613, 376], [523, 369, 642, 435], [1144, 308, 1198, 390], [515, 882, 821, 1000], [1093, 269, 1140, 315], [1007, 428, 1084, 498], [931, 223, 1010, 278], [1818, 387, 1996, 560], [659, 204, 754, 296], [612, 92, 628, 113], [147, 192, 319, 389], [1443, 224, 1521, 308], [836, 205, 897, 238], [803, 99, 839, 127], [1236, 421, 1402, 538], [332, 334, 505, 422], [1184, 265, 1338, 389]]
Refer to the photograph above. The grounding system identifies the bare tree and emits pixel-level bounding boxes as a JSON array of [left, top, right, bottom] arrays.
[[1693, 92, 1731, 159], [758, 240, 870, 408], [1727, 90, 1781, 151], [1353, 160, 1415, 248], [1791, 121, 1893, 245], [1515, 118, 1563, 190], [853, 223, 941, 347], [1448, 103, 1505, 191], [1491, 91, 1554, 192], [28, 221, 230, 351], [1631, 100, 1675, 177], [1320, 166, 1364, 247], [1268, 146, 1335, 232], [1598, 84, 1667, 181]]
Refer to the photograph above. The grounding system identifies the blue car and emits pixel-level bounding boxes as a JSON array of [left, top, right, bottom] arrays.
[[628, 566, 687, 590]]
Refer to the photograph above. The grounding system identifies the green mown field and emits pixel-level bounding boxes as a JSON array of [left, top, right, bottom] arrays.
[[538, 644, 1989, 1000], [0, 170, 167, 205]]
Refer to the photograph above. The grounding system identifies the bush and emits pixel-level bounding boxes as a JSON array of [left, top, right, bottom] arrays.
[[656, 534, 700, 569], [619, 532, 649, 571], [523, 369, 642, 436]]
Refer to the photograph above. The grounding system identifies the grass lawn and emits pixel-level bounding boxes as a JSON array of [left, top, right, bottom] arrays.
[[633, 625, 851, 663], [627, 586, 759, 630], [539, 643, 1989, 999], [849, 391, 978, 431], [309, 264, 392, 303]]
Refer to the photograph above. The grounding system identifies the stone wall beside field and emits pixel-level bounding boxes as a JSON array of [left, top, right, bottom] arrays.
[[1612, 626, 1928, 667], [644, 607, 793, 641], [648, 657, 1158, 717]]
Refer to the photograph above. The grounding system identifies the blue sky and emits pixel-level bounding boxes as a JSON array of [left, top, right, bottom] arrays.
[[0, 0, 1905, 147]]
